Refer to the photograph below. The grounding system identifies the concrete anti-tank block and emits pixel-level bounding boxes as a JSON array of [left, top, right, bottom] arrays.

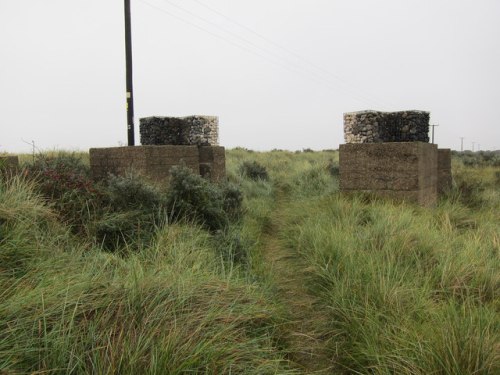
[[339, 142, 438, 207], [89, 146, 200, 183], [437, 149, 452, 194], [89, 145, 225, 184], [199, 146, 226, 182]]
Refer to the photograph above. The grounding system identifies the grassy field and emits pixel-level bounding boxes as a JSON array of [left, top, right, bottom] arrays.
[[0, 149, 498, 374]]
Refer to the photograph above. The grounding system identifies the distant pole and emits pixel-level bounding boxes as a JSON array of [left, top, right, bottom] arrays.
[[460, 137, 464, 151], [472, 142, 475, 152], [430, 124, 439, 144], [124, 0, 135, 146]]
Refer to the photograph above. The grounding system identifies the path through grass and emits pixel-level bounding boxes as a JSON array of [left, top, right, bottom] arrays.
[[260, 193, 334, 374]]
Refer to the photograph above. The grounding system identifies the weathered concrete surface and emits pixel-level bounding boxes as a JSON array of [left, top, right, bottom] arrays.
[[89, 145, 225, 183], [437, 149, 452, 194], [198, 146, 226, 182], [339, 142, 438, 207]]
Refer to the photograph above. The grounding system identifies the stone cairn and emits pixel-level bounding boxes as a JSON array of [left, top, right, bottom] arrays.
[[140, 116, 219, 146], [344, 110, 430, 143]]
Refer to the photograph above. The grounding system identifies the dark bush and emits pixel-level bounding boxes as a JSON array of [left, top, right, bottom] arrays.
[[23, 154, 104, 232], [166, 166, 229, 231], [232, 146, 254, 153], [90, 174, 166, 251], [221, 182, 244, 220], [92, 210, 155, 252], [213, 229, 251, 266], [22, 155, 167, 250], [239, 161, 269, 181], [21, 154, 245, 250], [25, 154, 93, 195], [462, 156, 478, 167], [105, 173, 164, 212], [326, 159, 339, 177]]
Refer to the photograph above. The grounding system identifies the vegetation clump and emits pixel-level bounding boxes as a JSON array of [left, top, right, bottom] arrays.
[[452, 150, 500, 167], [19, 155, 247, 251], [239, 161, 269, 181], [23, 153, 104, 232], [326, 159, 339, 177], [89, 173, 166, 250], [166, 165, 243, 232], [0, 156, 291, 374]]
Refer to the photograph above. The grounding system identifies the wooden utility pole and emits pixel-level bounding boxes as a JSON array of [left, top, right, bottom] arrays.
[[124, 0, 135, 146]]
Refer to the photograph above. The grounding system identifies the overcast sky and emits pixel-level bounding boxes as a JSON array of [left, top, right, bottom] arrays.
[[1, 0, 499, 153]]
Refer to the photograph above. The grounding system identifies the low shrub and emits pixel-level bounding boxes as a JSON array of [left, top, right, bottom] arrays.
[[21, 156, 169, 251], [166, 166, 243, 232], [89, 174, 165, 251], [452, 150, 500, 167], [24, 153, 93, 196], [326, 159, 339, 177], [213, 227, 252, 266], [91, 210, 156, 251], [239, 161, 269, 181], [105, 172, 164, 212], [221, 182, 244, 220], [22, 153, 104, 232]]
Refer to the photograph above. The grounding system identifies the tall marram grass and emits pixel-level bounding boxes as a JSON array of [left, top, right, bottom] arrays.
[[3, 148, 498, 374], [0, 174, 294, 374], [282, 191, 499, 373], [226, 148, 499, 373]]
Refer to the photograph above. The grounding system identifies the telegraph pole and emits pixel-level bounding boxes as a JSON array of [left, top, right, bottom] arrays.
[[460, 137, 464, 151], [430, 124, 439, 144], [124, 0, 135, 146]]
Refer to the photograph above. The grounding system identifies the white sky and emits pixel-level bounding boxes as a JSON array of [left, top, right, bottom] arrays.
[[1, 0, 499, 153]]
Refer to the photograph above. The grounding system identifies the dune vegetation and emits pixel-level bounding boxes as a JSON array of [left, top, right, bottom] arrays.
[[0, 149, 498, 374]]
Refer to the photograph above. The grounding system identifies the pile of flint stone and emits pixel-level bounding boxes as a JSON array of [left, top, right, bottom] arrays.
[[140, 116, 219, 146], [344, 110, 430, 143]]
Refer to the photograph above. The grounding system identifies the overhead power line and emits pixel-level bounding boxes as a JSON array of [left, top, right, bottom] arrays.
[[188, 0, 395, 109], [137, 0, 390, 108], [136, 0, 343, 92]]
